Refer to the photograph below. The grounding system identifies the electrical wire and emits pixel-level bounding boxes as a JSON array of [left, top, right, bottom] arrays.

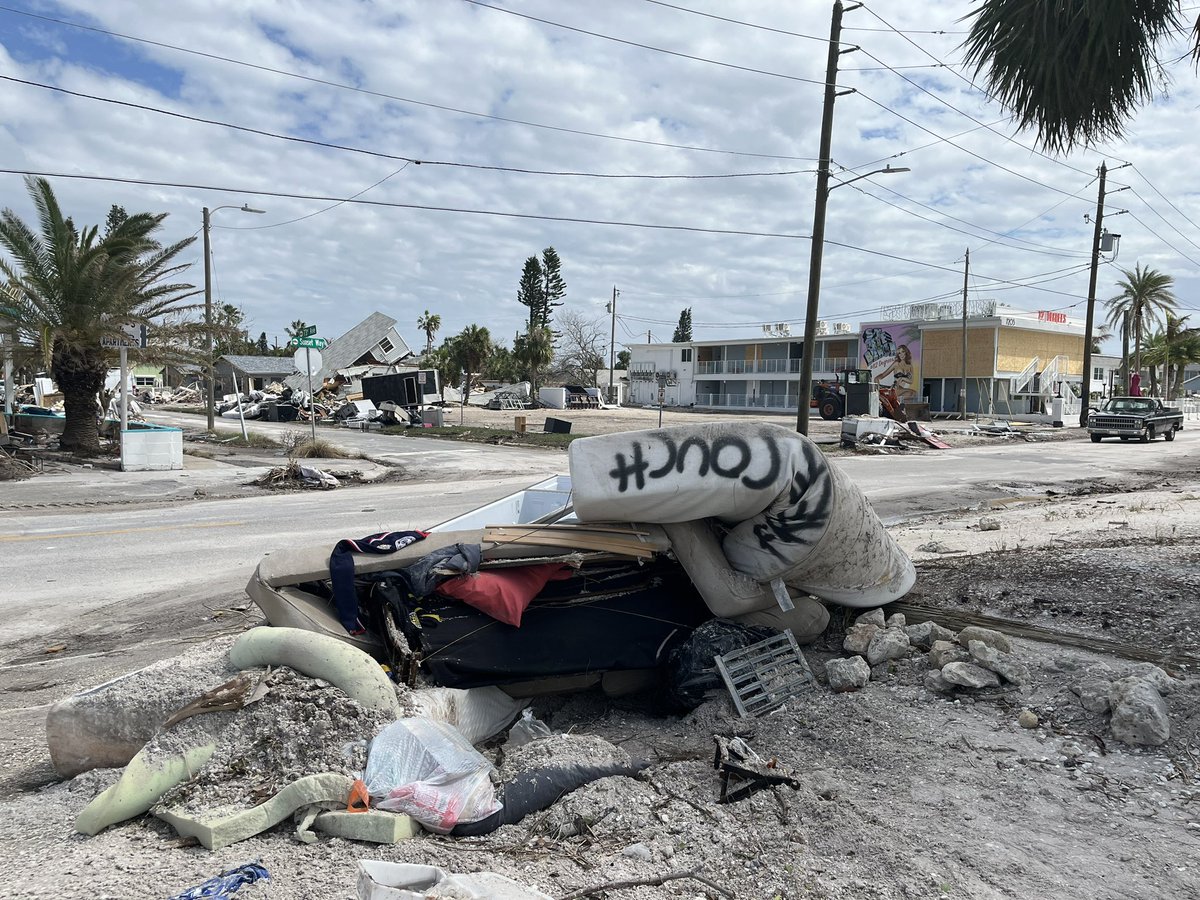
[[0, 167, 812, 239], [1126, 188, 1200, 254], [835, 173, 1091, 258], [458, 0, 826, 86], [1125, 213, 1200, 268], [0, 76, 809, 181], [0, 3, 812, 162], [217, 163, 413, 230], [857, 4, 1093, 178]]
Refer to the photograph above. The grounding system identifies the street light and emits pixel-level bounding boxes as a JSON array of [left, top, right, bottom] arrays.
[[203, 204, 266, 430], [795, 166, 909, 435]]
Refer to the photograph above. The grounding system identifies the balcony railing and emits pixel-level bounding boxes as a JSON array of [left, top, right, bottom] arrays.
[[693, 356, 857, 377], [694, 393, 797, 410]]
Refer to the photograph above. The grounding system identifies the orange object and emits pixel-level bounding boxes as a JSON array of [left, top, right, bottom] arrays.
[[347, 779, 370, 813]]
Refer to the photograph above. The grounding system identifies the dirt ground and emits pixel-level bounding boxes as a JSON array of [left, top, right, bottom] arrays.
[[1, 447, 1196, 899]]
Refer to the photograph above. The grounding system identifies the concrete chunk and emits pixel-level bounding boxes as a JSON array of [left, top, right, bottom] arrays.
[[826, 656, 871, 693], [941, 662, 1001, 689], [956, 626, 1012, 654]]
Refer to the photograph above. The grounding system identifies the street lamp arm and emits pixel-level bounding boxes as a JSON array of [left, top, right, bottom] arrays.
[[828, 165, 910, 193]]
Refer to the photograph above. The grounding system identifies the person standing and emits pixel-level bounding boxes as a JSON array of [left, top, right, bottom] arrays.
[[1130, 371, 1142, 397]]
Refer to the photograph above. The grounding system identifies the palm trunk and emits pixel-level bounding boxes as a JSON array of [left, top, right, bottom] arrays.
[[52, 343, 106, 454]]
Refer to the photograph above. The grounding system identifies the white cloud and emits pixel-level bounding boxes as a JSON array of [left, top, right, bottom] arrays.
[[0, 0, 1197, 352]]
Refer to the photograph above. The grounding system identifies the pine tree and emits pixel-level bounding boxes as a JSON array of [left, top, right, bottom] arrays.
[[672, 307, 693, 342], [516, 256, 543, 332], [540, 246, 566, 329], [256, 331, 269, 354]]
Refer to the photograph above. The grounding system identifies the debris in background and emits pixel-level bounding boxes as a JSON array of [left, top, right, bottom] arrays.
[[356, 860, 553, 900], [254, 460, 342, 489]]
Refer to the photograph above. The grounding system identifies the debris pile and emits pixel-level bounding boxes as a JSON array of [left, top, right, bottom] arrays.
[[254, 460, 349, 489]]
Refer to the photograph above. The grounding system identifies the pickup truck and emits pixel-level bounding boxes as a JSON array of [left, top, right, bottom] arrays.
[[1086, 396, 1184, 443]]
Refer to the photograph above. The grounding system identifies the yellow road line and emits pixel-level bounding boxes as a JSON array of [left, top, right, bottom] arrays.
[[0, 521, 244, 542]]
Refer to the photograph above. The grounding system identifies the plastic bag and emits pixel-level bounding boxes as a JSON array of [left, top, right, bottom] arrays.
[[664, 619, 777, 711], [410, 686, 526, 745], [506, 709, 552, 748], [364, 718, 501, 833]]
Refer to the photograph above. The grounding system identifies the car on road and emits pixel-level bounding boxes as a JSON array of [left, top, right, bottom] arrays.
[[1086, 396, 1183, 443]]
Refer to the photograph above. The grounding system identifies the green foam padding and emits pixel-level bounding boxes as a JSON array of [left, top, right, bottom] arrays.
[[229, 627, 400, 717], [312, 809, 421, 843], [154, 772, 353, 850], [76, 743, 216, 835]]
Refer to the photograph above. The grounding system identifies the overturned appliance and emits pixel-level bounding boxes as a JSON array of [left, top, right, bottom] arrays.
[[246, 423, 914, 696]]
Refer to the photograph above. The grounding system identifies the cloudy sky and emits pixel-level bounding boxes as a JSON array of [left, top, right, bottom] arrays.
[[1, 0, 1198, 355]]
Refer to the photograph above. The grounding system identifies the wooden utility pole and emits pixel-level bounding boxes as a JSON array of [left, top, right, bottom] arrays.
[[959, 248, 969, 418], [1079, 162, 1107, 426], [797, 0, 858, 435]]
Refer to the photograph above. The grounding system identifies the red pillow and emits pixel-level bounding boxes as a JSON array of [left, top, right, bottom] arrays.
[[437, 564, 574, 627]]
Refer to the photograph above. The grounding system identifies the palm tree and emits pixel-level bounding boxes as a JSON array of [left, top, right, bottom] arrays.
[[417, 310, 441, 355], [1104, 264, 1176, 394], [285, 319, 309, 340], [0, 177, 195, 453], [962, 2, 1197, 152], [513, 326, 555, 392], [449, 324, 492, 404], [1145, 313, 1198, 398]]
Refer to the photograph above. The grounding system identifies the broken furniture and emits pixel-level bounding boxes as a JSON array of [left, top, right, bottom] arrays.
[[713, 735, 802, 803]]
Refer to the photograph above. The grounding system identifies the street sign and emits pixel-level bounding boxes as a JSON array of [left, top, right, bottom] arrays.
[[293, 348, 322, 375], [298, 324, 318, 338], [289, 336, 328, 350], [101, 324, 148, 349]]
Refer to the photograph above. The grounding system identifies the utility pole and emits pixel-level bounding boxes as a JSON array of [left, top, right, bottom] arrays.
[[203, 206, 214, 431], [959, 248, 969, 418], [797, 0, 859, 435], [1079, 162, 1107, 427], [608, 286, 618, 405]]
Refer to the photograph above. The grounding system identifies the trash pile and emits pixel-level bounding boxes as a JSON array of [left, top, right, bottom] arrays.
[[840, 417, 952, 451], [50, 423, 928, 891], [254, 460, 352, 490]]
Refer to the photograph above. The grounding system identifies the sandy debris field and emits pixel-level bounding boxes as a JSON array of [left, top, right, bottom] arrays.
[[0, 459, 1196, 900]]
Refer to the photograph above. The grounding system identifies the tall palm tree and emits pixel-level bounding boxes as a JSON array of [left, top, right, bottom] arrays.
[[1105, 264, 1176, 394], [0, 177, 196, 453], [449, 324, 492, 404], [962, 2, 1197, 152], [1147, 312, 1198, 398], [417, 310, 441, 355]]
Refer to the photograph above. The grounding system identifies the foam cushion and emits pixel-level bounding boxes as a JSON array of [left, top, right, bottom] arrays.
[[437, 564, 573, 627]]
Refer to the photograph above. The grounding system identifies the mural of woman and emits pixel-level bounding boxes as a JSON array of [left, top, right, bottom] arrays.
[[876, 344, 916, 401]]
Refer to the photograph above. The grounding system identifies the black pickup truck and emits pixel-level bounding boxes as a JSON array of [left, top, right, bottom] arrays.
[[1086, 396, 1184, 443]]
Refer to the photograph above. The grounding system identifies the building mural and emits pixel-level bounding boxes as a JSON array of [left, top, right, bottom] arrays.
[[860, 324, 921, 403]]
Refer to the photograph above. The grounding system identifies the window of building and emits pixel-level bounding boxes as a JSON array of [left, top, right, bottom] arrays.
[[134, 376, 157, 387], [1093, 366, 1104, 381], [680, 348, 693, 362], [377, 336, 395, 354]]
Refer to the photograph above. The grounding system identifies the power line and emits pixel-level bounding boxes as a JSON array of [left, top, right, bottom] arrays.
[[856, 3, 1097, 182], [1127, 188, 1200, 254], [0, 3, 812, 162], [458, 0, 827, 86], [637, 0, 830, 44], [217, 163, 413, 231], [836, 171, 1091, 258], [0, 75, 809, 181], [0, 168, 812, 240], [852, 91, 1082, 198], [1126, 213, 1200, 268]]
